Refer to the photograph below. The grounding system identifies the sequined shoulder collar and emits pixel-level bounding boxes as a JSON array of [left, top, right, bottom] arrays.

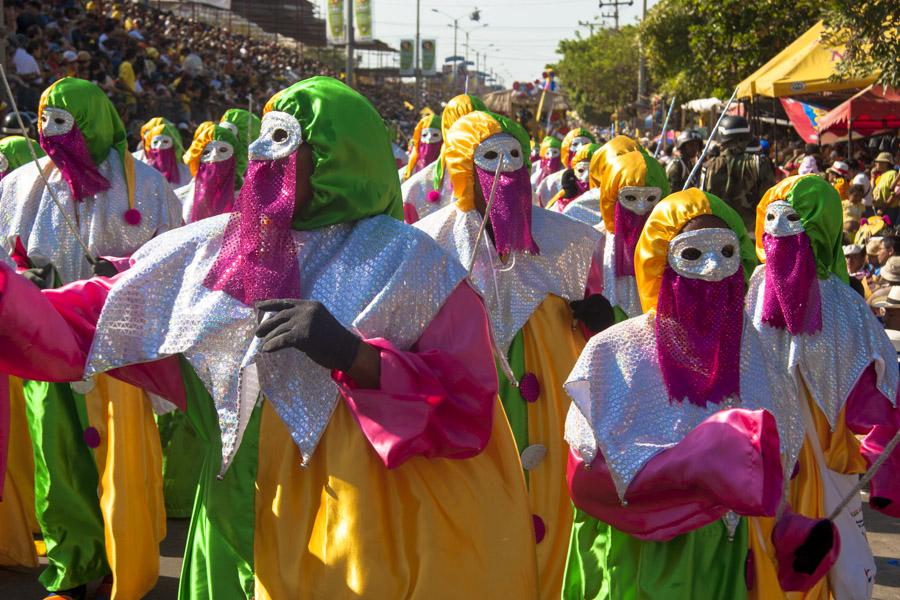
[[562, 188, 603, 229]]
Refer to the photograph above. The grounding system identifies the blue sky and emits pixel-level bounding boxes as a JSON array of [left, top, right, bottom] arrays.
[[328, 0, 654, 86]]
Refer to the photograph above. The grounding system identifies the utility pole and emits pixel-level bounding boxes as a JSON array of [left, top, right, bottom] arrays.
[[415, 0, 421, 111], [636, 0, 646, 106], [346, 0, 355, 87], [452, 20, 458, 83], [577, 18, 600, 36], [598, 0, 632, 30]]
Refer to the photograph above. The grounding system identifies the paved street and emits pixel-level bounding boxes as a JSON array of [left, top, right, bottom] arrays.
[[2, 504, 899, 598]]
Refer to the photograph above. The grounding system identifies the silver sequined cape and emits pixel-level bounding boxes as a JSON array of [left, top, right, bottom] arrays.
[[86, 214, 466, 472], [415, 204, 600, 353], [400, 160, 454, 221], [564, 310, 803, 500], [600, 229, 642, 318], [535, 169, 563, 206], [562, 188, 603, 230], [747, 266, 898, 428], [0, 150, 182, 283]]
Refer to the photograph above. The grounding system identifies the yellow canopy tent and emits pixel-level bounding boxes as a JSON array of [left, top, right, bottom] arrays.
[[736, 21, 877, 98]]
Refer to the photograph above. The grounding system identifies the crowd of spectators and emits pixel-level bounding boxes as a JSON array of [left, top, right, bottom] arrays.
[[3, 0, 425, 150]]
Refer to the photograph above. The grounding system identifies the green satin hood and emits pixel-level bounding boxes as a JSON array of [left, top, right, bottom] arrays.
[[211, 125, 241, 189], [0, 135, 44, 171], [39, 78, 127, 168], [264, 77, 402, 230], [220, 108, 260, 180]]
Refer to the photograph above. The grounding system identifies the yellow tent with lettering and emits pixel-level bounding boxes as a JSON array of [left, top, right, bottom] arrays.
[[736, 21, 877, 98]]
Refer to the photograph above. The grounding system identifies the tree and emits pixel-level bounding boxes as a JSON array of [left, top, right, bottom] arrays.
[[640, 0, 705, 100], [553, 26, 640, 125], [823, 1, 900, 89]]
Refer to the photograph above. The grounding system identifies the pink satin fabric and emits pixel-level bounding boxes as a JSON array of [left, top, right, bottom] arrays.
[[613, 202, 648, 277], [761, 232, 823, 334], [189, 158, 236, 223], [567, 408, 783, 541], [771, 509, 840, 592], [537, 156, 561, 184], [39, 126, 111, 201], [146, 147, 183, 186], [414, 142, 441, 174], [0, 263, 185, 409], [476, 165, 539, 256], [335, 283, 497, 468], [655, 267, 744, 407], [403, 202, 420, 225], [204, 151, 300, 306], [552, 195, 576, 213], [845, 363, 900, 517]]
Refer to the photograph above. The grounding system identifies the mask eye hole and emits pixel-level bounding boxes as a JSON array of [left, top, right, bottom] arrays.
[[681, 247, 702, 261], [722, 245, 735, 258], [624, 195, 636, 202], [272, 128, 288, 143], [647, 195, 656, 203], [787, 213, 801, 222], [219, 147, 228, 153], [766, 213, 775, 221], [511, 149, 520, 158], [54, 117, 65, 125], [483, 150, 498, 160]]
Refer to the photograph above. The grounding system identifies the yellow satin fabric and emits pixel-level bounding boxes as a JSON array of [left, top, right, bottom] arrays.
[[183, 121, 217, 177], [84, 376, 166, 600], [0, 377, 39, 567], [560, 128, 591, 168], [522, 295, 586, 599], [445, 111, 504, 212], [588, 135, 639, 192], [253, 398, 538, 599], [598, 150, 650, 234], [404, 114, 431, 180], [748, 380, 865, 600]]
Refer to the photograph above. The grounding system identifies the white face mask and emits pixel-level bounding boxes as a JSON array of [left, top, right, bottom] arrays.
[[200, 140, 234, 163], [474, 133, 524, 173], [568, 136, 591, 157], [667, 227, 741, 281], [420, 127, 442, 145], [544, 147, 560, 160], [617, 185, 663, 216], [574, 160, 590, 183], [150, 134, 174, 150], [219, 121, 239, 138], [764, 200, 805, 237], [40, 107, 75, 137], [0, 153, 9, 175], [249, 110, 303, 161]]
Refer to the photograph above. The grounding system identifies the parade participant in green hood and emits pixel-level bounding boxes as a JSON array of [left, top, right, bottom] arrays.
[[0, 135, 44, 180], [177, 124, 241, 223], [219, 108, 260, 183], [141, 119, 191, 187], [0, 76, 539, 599]]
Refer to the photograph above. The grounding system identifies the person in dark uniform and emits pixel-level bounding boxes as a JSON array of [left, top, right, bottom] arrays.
[[666, 129, 702, 192]]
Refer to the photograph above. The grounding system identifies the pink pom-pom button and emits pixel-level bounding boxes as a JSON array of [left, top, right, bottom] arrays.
[[123, 208, 142, 225], [83, 426, 101, 449], [519, 372, 540, 403], [426, 190, 441, 203], [532, 514, 546, 543]]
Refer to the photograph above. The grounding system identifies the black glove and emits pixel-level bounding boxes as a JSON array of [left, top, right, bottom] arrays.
[[21, 263, 54, 290], [792, 519, 836, 575], [90, 256, 119, 278], [570, 294, 615, 334], [560, 168, 580, 199], [254, 299, 362, 372]]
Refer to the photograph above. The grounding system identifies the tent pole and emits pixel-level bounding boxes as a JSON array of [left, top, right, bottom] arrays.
[[847, 118, 853, 161], [771, 96, 777, 161]]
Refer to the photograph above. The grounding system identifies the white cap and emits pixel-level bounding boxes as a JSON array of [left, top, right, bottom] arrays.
[[843, 244, 864, 256], [63, 50, 77, 63]]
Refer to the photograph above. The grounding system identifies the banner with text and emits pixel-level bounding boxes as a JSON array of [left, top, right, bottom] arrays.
[[326, 0, 346, 45], [421, 39, 436, 76], [354, 0, 373, 42], [400, 39, 415, 76]]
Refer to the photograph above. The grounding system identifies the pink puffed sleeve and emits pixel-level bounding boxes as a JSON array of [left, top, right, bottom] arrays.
[[845, 364, 900, 517], [403, 202, 420, 224], [568, 408, 783, 541], [0, 263, 185, 409], [334, 282, 498, 468]]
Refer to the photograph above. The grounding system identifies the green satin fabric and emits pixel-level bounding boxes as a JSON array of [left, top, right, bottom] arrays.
[[178, 357, 258, 600], [23, 380, 109, 591], [497, 330, 528, 481], [785, 174, 849, 283], [0, 135, 44, 171], [155, 409, 203, 519], [220, 109, 261, 183], [563, 511, 749, 600]]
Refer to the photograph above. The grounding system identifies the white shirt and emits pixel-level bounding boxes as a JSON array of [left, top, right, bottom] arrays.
[[12, 47, 40, 79], [852, 172, 874, 207]]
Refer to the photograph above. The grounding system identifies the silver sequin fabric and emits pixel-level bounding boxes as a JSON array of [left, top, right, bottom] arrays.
[[0, 150, 182, 283], [564, 311, 803, 500], [175, 180, 237, 224], [562, 189, 603, 230], [401, 160, 455, 221], [601, 230, 643, 318], [536, 169, 563, 206], [416, 204, 600, 353], [87, 214, 466, 472], [748, 266, 898, 428]]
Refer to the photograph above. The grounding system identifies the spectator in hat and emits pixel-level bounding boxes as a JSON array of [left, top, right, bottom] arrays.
[[845, 243, 869, 297], [875, 286, 900, 336], [869, 255, 900, 307], [798, 143, 821, 175], [827, 160, 851, 199]]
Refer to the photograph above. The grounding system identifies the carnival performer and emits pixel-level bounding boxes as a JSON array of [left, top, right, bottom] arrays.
[[219, 107, 261, 174], [562, 188, 833, 600], [399, 112, 442, 183], [560, 136, 639, 229], [546, 143, 600, 213], [140, 118, 191, 187], [0, 134, 44, 180], [177, 123, 241, 222], [530, 135, 562, 188], [535, 127, 594, 206], [746, 174, 900, 599], [0, 77, 182, 600], [593, 142, 669, 319], [416, 110, 613, 599], [401, 93, 486, 223], [0, 77, 539, 600], [131, 116, 165, 162]]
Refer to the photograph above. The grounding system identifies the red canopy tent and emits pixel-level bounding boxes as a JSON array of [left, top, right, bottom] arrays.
[[817, 85, 900, 138]]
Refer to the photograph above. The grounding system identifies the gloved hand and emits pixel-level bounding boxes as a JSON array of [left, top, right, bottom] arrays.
[[570, 294, 615, 333], [90, 256, 119, 278], [561, 168, 581, 199], [254, 299, 362, 372], [21, 263, 55, 290]]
